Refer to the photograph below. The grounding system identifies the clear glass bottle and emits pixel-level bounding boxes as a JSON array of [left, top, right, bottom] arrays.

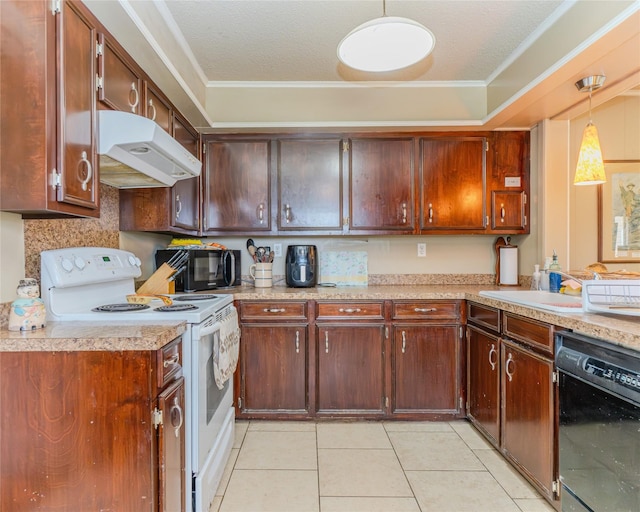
[[549, 251, 562, 293]]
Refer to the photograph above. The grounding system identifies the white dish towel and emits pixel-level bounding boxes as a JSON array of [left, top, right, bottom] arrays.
[[214, 306, 240, 389]]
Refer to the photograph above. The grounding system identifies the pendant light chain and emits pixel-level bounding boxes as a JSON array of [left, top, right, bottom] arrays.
[[382, 0, 387, 17]]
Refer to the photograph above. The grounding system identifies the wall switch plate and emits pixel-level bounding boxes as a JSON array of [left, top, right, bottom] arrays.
[[273, 243, 282, 258], [417, 243, 426, 257]]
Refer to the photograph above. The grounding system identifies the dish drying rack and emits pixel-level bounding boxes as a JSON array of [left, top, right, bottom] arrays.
[[582, 279, 640, 316]]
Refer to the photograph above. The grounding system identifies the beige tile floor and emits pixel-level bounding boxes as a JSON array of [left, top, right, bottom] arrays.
[[209, 420, 557, 512]]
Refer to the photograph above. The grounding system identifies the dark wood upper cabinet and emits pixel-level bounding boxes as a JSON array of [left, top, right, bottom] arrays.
[[489, 131, 530, 233], [202, 138, 272, 233], [419, 137, 487, 232], [146, 83, 172, 133], [349, 137, 415, 233], [171, 113, 200, 232], [277, 138, 343, 232], [97, 33, 143, 114], [0, 0, 99, 217]]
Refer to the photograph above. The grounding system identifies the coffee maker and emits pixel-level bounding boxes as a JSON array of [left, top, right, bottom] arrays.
[[285, 245, 317, 287]]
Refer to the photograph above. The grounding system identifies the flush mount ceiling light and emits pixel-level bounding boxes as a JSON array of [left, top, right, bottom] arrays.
[[574, 75, 606, 186], [337, 0, 435, 72]]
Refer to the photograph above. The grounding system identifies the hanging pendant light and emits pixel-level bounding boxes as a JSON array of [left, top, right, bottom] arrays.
[[337, 0, 435, 72], [574, 75, 606, 186]]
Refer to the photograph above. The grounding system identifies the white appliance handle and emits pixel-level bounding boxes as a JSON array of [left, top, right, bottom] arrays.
[[195, 319, 222, 338]]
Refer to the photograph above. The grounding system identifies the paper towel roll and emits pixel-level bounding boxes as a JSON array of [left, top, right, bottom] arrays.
[[499, 246, 519, 285]]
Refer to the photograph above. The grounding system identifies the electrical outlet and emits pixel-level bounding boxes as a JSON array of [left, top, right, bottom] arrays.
[[273, 243, 282, 258], [417, 243, 426, 257]]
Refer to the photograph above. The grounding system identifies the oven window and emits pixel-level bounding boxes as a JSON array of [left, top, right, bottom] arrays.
[[559, 373, 640, 512], [194, 253, 221, 282]]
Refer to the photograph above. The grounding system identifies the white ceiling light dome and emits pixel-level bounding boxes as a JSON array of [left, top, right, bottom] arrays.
[[337, 5, 435, 72]]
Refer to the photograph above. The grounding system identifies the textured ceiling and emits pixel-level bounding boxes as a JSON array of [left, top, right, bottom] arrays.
[[163, 0, 565, 83]]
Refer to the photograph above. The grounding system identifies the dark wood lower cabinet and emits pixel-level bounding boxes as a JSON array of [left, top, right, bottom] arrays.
[[392, 324, 462, 416], [0, 339, 185, 512], [466, 324, 501, 446], [501, 339, 556, 502], [316, 324, 385, 415], [239, 324, 308, 414]]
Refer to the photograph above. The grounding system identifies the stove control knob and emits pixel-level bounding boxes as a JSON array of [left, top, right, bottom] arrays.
[[60, 257, 74, 273], [74, 257, 86, 270], [128, 255, 141, 267]]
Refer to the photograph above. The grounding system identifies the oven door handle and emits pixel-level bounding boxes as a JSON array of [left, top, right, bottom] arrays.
[[194, 320, 222, 338]]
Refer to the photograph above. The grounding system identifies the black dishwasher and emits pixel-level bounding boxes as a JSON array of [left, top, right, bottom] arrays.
[[555, 331, 640, 512]]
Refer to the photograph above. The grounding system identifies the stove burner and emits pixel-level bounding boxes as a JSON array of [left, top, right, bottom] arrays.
[[92, 303, 150, 312], [173, 294, 219, 302], [156, 304, 199, 312]]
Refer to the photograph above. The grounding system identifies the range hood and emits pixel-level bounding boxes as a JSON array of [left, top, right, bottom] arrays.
[[97, 110, 201, 188]]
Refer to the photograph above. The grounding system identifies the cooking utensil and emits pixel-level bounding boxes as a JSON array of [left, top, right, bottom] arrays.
[[246, 239, 255, 250], [256, 246, 266, 262], [168, 264, 187, 282]]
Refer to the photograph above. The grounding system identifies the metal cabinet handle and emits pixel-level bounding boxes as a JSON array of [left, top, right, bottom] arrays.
[[505, 352, 515, 382], [129, 82, 140, 112], [428, 203, 433, 223], [175, 194, 182, 221], [257, 203, 265, 224], [414, 307, 436, 313], [295, 331, 300, 354], [338, 308, 361, 313], [170, 400, 183, 438], [401, 202, 407, 224], [401, 330, 406, 354], [163, 353, 180, 368], [78, 151, 92, 191], [501, 203, 506, 223], [263, 308, 285, 313], [488, 344, 497, 371], [148, 99, 156, 121], [285, 204, 291, 224], [325, 331, 329, 353]]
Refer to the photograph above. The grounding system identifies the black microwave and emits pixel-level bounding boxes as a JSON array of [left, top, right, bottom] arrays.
[[155, 249, 241, 292]]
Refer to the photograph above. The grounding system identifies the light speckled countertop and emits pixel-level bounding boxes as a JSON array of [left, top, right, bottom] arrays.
[[2, 284, 639, 353], [224, 284, 640, 353], [0, 321, 186, 352]]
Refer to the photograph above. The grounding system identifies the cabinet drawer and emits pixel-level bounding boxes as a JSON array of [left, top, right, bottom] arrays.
[[467, 301, 500, 332], [316, 302, 384, 320], [502, 312, 555, 354], [392, 300, 460, 320], [157, 336, 182, 389], [240, 301, 307, 321]]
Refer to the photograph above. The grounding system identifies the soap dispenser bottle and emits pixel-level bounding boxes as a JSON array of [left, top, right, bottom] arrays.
[[531, 264, 541, 290], [549, 251, 562, 293]]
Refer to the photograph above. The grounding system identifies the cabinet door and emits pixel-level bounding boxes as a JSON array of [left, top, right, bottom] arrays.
[[488, 131, 529, 234], [467, 325, 500, 446], [392, 325, 460, 413], [240, 325, 308, 413], [491, 190, 527, 231], [316, 324, 385, 414], [419, 137, 486, 231], [97, 33, 142, 114], [277, 138, 343, 231], [157, 377, 186, 512], [349, 138, 415, 232], [501, 340, 556, 500], [57, 0, 99, 211], [203, 139, 271, 232], [172, 113, 200, 231], [146, 84, 172, 133]]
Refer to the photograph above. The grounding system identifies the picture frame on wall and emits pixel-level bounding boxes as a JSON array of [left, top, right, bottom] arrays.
[[598, 160, 640, 263]]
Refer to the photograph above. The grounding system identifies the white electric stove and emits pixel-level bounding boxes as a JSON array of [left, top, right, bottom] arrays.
[[40, 247, 236, 512]]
